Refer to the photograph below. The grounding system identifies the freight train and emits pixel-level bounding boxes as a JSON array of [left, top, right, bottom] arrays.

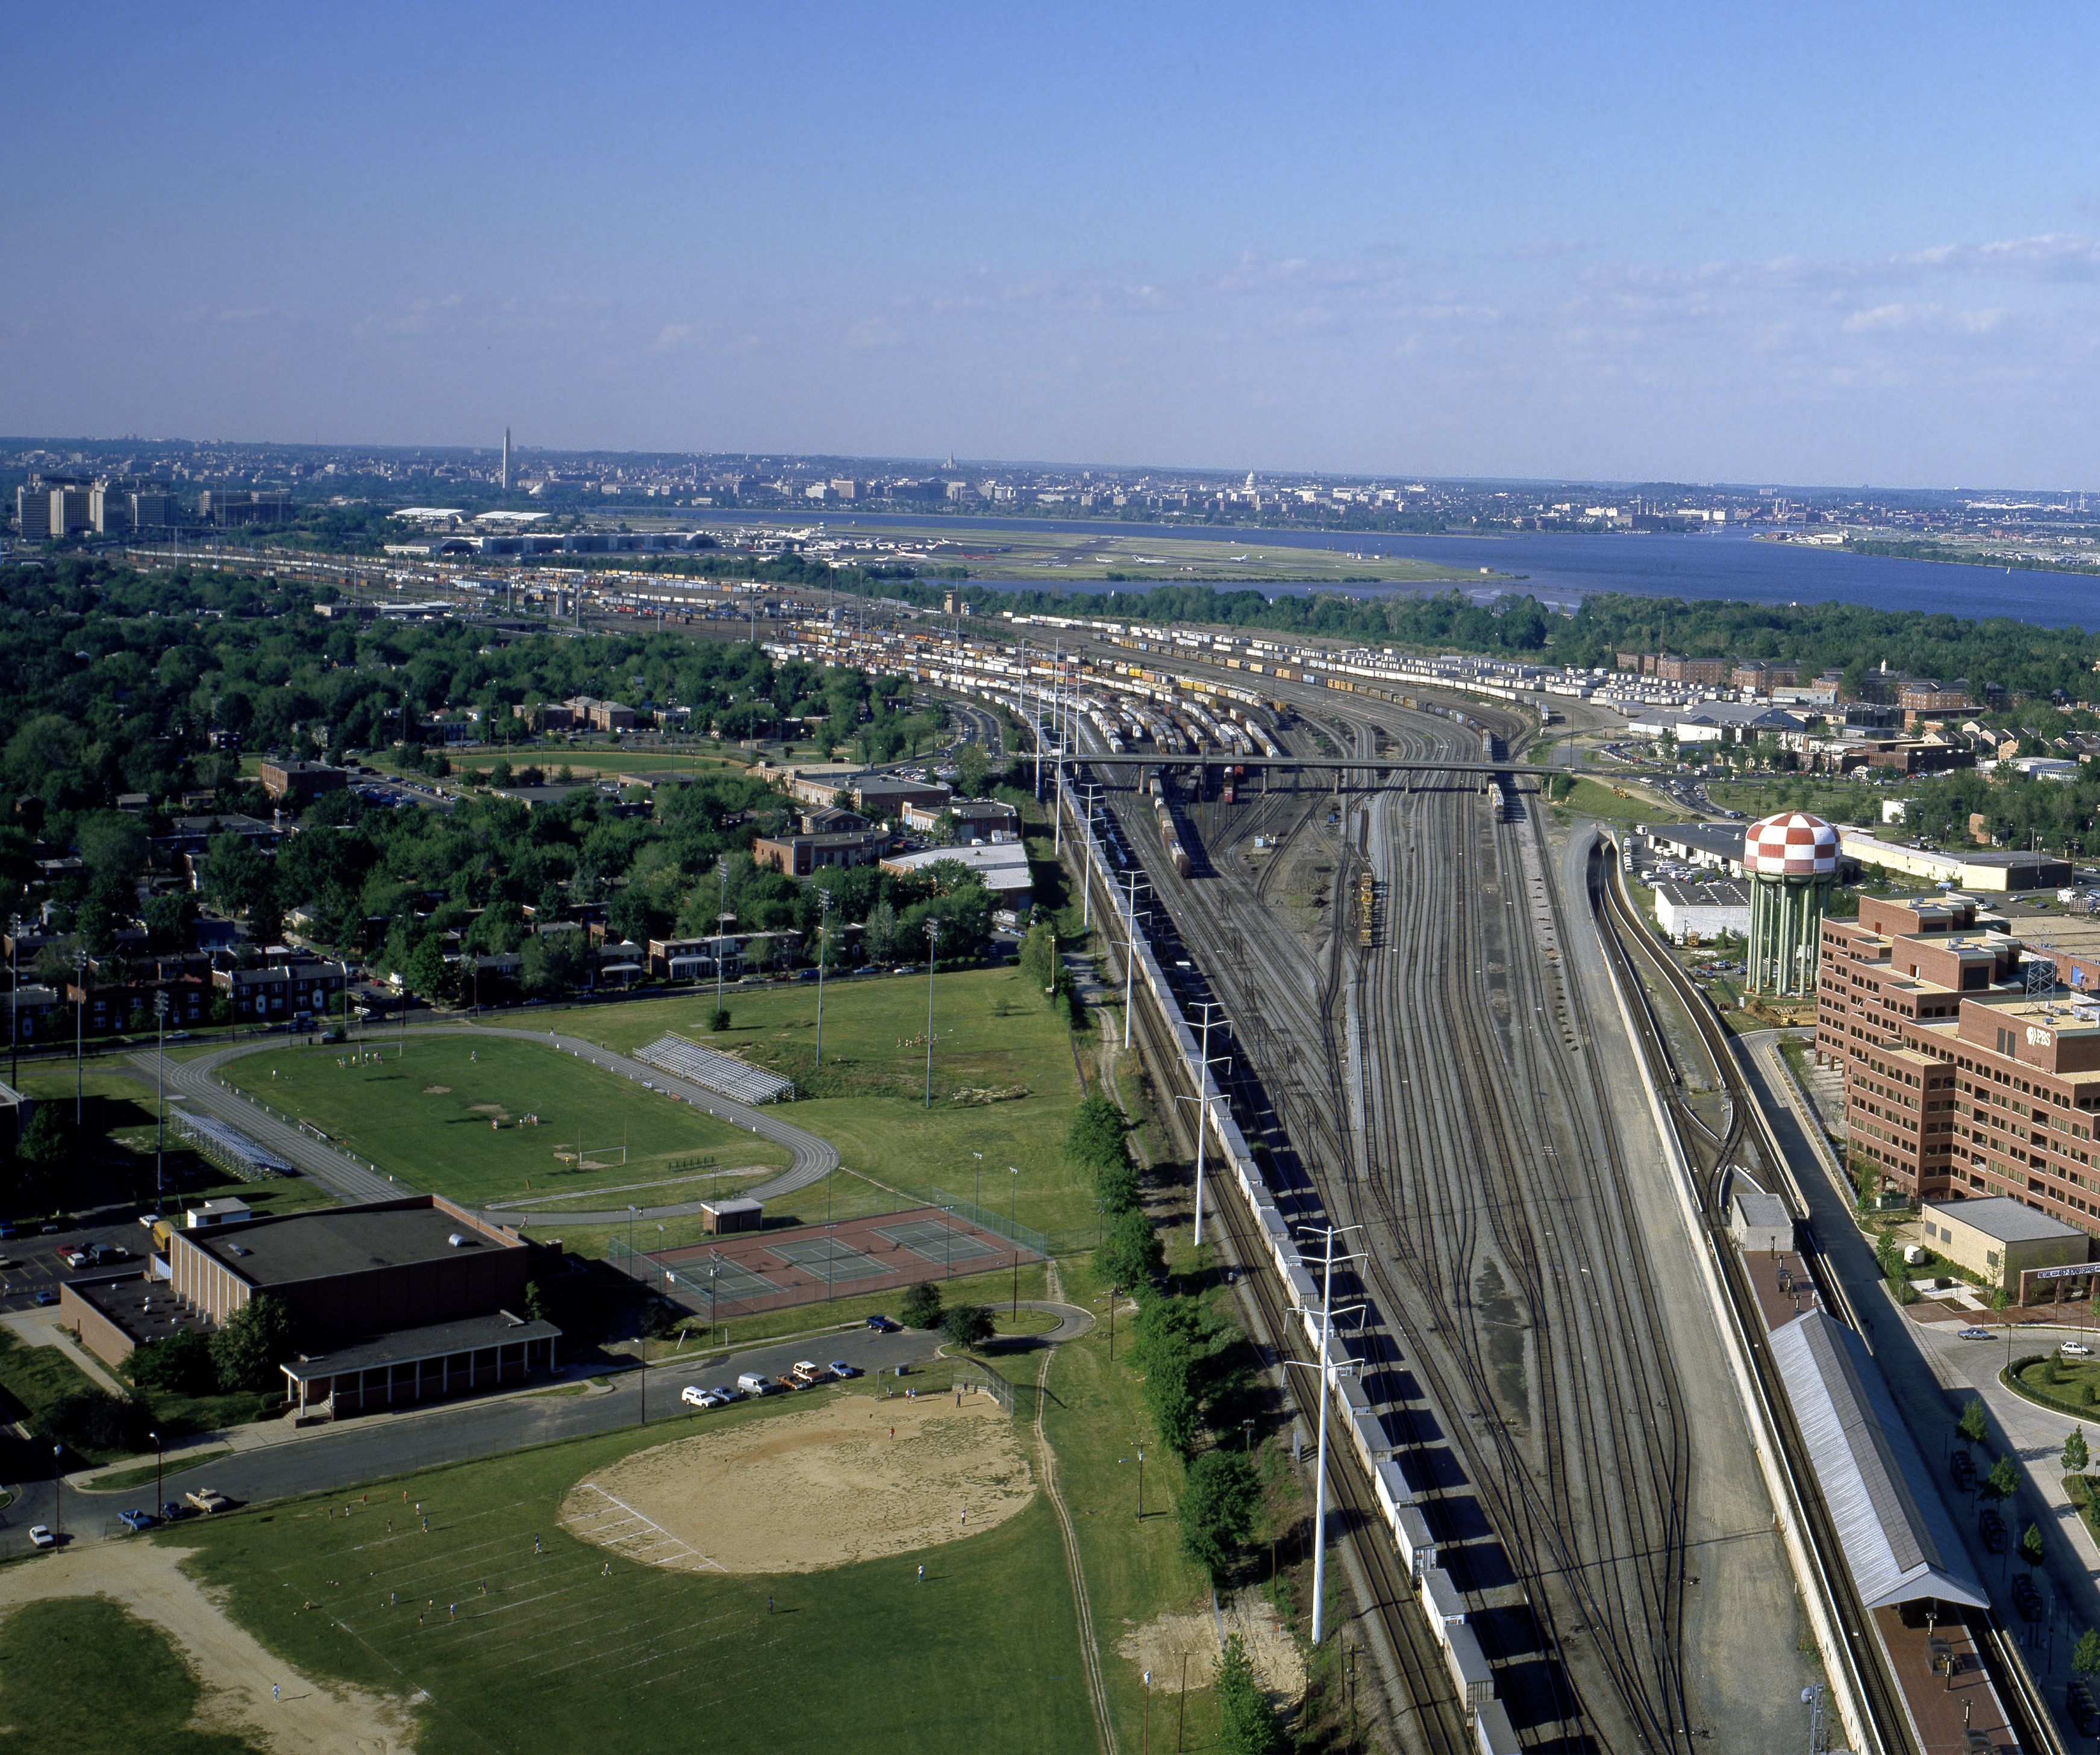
[[1061, 773, 1520, 1754]]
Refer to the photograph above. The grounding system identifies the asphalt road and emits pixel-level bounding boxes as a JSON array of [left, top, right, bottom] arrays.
[[2, 1322, 948, 1557]]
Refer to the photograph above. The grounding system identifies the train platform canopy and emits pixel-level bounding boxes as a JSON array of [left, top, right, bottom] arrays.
[[1768, 1310, 1987, 1610]]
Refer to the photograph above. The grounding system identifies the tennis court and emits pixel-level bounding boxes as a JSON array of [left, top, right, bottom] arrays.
[[767, 1238, 888, 1283], [660, 1255, 776, 1305], [620, 1203, 1042, 1321], [874, 1218, 1002, 1266]]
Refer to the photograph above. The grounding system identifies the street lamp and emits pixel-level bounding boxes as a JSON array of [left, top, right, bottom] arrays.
[[923, 919, 941, 1108], [713, 859, 733, 1023], [50, 1445, 61, 1542], [151, 1429, 161, 1515]]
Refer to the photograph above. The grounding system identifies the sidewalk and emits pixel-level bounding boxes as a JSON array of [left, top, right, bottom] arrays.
[[2, 1309, 132, 1400]]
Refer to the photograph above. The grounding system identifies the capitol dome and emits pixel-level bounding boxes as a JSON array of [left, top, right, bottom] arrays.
[[1743, 811, 1840, 878]]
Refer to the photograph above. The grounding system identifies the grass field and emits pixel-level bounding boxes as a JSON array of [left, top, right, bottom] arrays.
[[703, 516, 1505, 587], [166, 1388, 1100, 1755], [487, 968, 1099, 1247], [1707, 776, 1883, 823], [1553, 776, 1666, 828], [13, 1068, 336, 1221], [222, 1037, 789, 1209], [0, 1596, 264, 1755]]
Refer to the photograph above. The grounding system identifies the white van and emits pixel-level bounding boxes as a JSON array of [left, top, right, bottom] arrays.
[[736, 1371, 778, 1395]]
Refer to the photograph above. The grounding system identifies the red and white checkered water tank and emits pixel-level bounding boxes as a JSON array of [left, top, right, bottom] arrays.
[[1742, 811, 1840, 877]]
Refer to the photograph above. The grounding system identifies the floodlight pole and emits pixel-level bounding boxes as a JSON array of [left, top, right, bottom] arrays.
[[74, 949, 86, 1127], [923, 919, 941, 1108], [813, 890, 832, 1067], [714, 859, 731, 1020], [154, 991, 170, 1212], [1009, 1165, 1022, 1315], [1290, 1222, 1368, 1646]]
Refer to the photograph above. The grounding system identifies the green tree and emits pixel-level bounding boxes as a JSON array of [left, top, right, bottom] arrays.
[[707, 1006, 732, 1033], [2020, 1521, 2046, 1566], [1096, 1158, 1142, 1218], [955, 742, 990, 797], [1987, 1455, 2020, 1500], [15, 1105, 72, 1166], [210, 1294, 296, 1392], [899, 1280, 943, 1330], [1097, 1207, 1164, 1293], [1179, 1449, 1262, 1579], [1066, 1096, 1128, 1173], [34, 1386, 150, 1456], [940, 1303, 994, 1350], [127, 1327, 214, 1395], [401, 936, 448, 1002], [1213, 1633, 1282, 1755], [1018, 919, 1061, 1002], [2074, 1627, 2100, 1680], [2064, 1425, 2090, 1477], [1957, 1400, 1989, 1447]]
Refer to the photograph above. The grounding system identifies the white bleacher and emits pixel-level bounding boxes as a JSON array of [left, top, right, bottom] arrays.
[[635, 1034, 793, 1105]]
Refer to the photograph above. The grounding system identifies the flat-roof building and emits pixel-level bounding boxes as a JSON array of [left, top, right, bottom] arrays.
[[1920, 1196, 2087, 1293], [167, 1194, 530, 1339]]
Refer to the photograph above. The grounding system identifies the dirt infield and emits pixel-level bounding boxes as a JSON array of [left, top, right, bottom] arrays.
[[0, 1538, 411, 1753], [559, 1389, 1033, 1574], [1117, 1593, 1306, 1698]]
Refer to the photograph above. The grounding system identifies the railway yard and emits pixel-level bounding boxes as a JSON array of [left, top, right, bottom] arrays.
[[887, 614, 2071, 1755]]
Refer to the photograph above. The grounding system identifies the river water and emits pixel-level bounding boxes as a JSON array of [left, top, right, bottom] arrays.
[[784, 511, 2100, 632]]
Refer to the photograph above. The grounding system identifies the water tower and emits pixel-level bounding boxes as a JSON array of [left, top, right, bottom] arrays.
[[1743, 811, 1840, 996]]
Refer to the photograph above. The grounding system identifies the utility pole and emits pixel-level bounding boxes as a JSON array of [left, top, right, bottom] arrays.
[[1052, 643, 1065, 855], [1119, 871, 1152, 1050], [1175, 1003, 1231, 1247], [923, 918, 941, 1108], [1075, 784, 1103, 930], [1288, 1223, 1367, 1646]]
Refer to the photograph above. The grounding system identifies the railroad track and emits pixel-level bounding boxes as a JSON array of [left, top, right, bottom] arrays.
[[1084, 681, 1702, 1751]]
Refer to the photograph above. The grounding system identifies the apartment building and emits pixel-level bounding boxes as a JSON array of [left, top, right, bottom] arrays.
[[1817, 896, 2100, 1256]]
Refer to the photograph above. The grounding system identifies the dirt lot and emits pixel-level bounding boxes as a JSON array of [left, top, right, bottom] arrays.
[[560, 1388, 1033, 1574], [1117, 1592, 1305, 1698], [0, 1538, 411, 1753]]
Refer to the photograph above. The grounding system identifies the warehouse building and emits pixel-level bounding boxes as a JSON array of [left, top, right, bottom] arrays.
[[1919, 1197, 2087, 1296], [1653, 879, 1750, 944]]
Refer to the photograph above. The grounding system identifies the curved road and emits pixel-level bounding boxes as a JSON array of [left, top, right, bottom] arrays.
[[140, 1023, 840, 1224]]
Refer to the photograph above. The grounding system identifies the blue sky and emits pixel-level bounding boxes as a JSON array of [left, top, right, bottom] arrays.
[[7, 3, 2100, 487]]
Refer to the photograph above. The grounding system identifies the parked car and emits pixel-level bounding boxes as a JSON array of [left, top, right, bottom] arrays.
[[865, 1314, 899, 1333], [33, 1290, 57, 1307], [1959, 1326, 1995, 1341], [734, 1372, 778, 1396], [680, 1385, 712, 1410], [2013, 1574, 2043, 1621], [1980, 1508, 2008, 1553], [828, 1361, 860, 1379], [787, 1361, 823, 1386], [161, 1501, 192, 1523], [2061, 1340, 2093, 1358], [185, 1488, 230, 1514], [58, 1250, 88, 1270], [117, 1508, 156, 1532], [27, 1526, 54, 1549]]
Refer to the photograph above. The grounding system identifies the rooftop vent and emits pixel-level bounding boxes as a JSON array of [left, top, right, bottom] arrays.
[[448, 1232, 469, 1248]]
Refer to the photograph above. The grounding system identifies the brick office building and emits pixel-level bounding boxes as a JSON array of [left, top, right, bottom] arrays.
[[1817, 896, 2100, 1262]]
